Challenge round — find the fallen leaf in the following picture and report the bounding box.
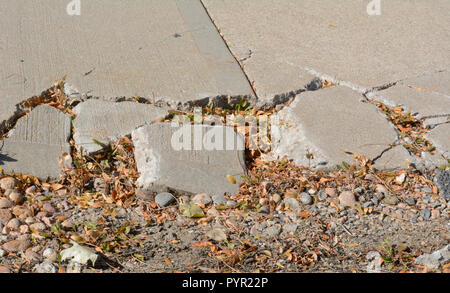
[298,210,310,218]
[181,203,205,218]
[164,256,172,265]
[206,229,227,242]
[227,175,237,184]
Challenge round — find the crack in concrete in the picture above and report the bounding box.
[199,0,258,101]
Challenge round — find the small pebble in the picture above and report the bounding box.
[271,193,281,203]
[8,191,24,204]
[0,198,13,209]
[61,220,73,230]
[283,198,300,211]
[155,193,176,207]
[383,196,399,206]
[318,191,328,201]
[324,188,337,197]
[2,239,31,252]
[431,209,440,219]
[42,203,56,214]
[33,263,57,274]
[362,202,373,208]
[405,197,416,205]
[259,205,270,214]
[0,249,6,257]
[226,200,237,207]
[43,248,58,263]
[30,222,46,232]
[375,184,388,195]
[6,218,21,230]
[24,250,41,262]
[0,265,10,273]
[0,177,18,190]
[339,191,356,207]
[19,225,29,234]
[420,209,431,221]
[212,194,227,205]
[25,186,37,195]
[300,193,313,205]
[191,193,212,205]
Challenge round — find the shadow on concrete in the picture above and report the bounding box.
[0,141,18,166]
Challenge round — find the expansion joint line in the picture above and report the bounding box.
[199,0,258,100]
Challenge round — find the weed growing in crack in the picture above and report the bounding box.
[374,102,436,157]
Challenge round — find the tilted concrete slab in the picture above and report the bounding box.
[269,86,414,170]
[203,0,450,100]
[0,105,71,179]
[0,0,254,129]
[72,99,168,154]
[370,71,450,126]
[427,124,450,159]
[132,123,246,196]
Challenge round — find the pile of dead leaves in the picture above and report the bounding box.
[375,102,436,156]
[59,136,139,208]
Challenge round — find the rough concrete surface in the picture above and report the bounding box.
[427,124,450,158]
[371,71,450,125]
[132,123,246,196]
[203,0,450,99]
[0,105,71,179]
[0,0,254,128]
[72,99,168,154]
[269,86,412,169]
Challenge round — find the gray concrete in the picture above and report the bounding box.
[132,123,246,195]
[72,99,168,154]
[203,0,450,100]
[269,86,413,170]
[0,105,71,179]
[0,0,254,129]
[370,71,450,126]
[427,124,450,158]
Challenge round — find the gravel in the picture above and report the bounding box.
[435,170,450,201]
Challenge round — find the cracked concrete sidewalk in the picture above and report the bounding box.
[0,0,449,189]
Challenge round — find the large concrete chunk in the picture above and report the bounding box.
[0,105,71,179]
[371,71,450,125]
[427,124,450,158]
[0,0,254,128]
[73,100,168,154]
[269,86,413,170]
[203,0,450,99]
[132,123,246,196]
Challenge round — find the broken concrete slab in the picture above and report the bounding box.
[370,72,450,126]
[0,105,71,179]
[0,0,254,128]
[132,123,246,196]
[399,71,450,97]
[426,124,450,158]
[269,86,410,170]
[72,99,168,154]
[203,0,450,99]
[372,146,416,171]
